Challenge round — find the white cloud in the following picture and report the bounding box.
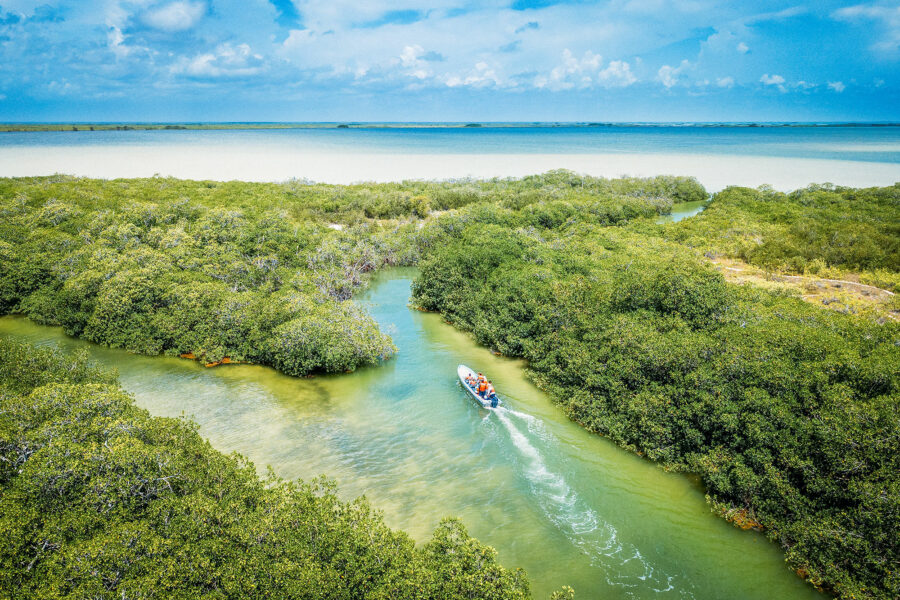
[107,26,130,59]
[398,45,443,81]
[12,0,894,111]
[745,6,807,25]
[400,45,423,68]
[283,28,315,48]
[760,73,787,93]
[760,73,784,85]
[596,60,637,87]
[549,48,602,88]
[828,80,846,93]
[445,61,501,88]
[657,59,690,88]
[173,43,265,77]
[143,1,207,32]
[536,49,636,90]
[833,4,900,53]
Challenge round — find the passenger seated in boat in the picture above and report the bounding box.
[465,373,476,387]
[486,382,496,398]
[477,379,489,398]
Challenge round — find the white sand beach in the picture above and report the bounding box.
[2,143,898,191]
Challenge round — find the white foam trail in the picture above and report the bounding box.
[493,406,695,598]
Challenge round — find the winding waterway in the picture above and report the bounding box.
[0,268,824,599]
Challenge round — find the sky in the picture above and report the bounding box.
[0,0,898,122]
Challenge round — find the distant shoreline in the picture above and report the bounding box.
[2,121,900,133]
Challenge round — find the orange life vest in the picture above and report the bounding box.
[478,381,488,392]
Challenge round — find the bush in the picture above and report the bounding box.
[413,196,900,600]
[0,339,531,599]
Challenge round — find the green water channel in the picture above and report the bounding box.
[0,269,823,600]
[656,200,709,224]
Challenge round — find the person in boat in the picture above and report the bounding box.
[486,381,498,407]
[477,378,489,398]
[469,372,484,390]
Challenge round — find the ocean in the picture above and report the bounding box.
[1,124,898,190]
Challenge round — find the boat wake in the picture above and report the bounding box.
[491,406,694,599]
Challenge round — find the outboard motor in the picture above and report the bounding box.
[490,395,499,408]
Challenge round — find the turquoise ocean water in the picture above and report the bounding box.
[1,124,899,190]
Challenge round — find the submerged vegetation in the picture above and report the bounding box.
[1,172,898,599]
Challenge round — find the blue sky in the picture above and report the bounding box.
[0,0,898,121]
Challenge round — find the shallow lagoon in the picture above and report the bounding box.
[1,125,898,190]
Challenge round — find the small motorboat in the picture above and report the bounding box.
[457,364,499,408]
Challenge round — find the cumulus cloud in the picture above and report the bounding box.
[2,0,897,119]
[445,62,502,88]
[828,80,846,93]
[107,26,130,59]
[657,60,690,88]
[143,1,207,32]
[596,60,637,87]
[399,45,432,79]
[760,73,786,91]
[400,45,423,67]
[172,43,266,78]
[535,49,636,90]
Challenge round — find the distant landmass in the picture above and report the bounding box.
[2,121,900,132]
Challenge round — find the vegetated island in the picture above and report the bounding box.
[2,121,900,132]
[0,172,897,600]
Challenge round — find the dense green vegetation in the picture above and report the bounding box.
[0,173,702,374]
[0,338,543,599]
[2,173,897,599]
[661,183,900,292]
[0,176,414,374]
[411,182,899,600]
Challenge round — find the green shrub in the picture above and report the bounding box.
[0,339,531,599]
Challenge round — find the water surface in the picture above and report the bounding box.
[657,200,708,224]
[0,270,823,599]
[1,125,898,191]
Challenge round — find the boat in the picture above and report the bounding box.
[457,364,499,408]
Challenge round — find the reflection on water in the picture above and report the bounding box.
[0,269,823,600]
[656,200,708,224]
